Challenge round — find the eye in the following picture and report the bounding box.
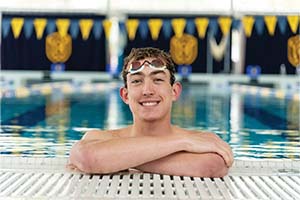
[130,79,142,84]
[154,78,164,83]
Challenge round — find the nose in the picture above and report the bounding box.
[142,79,154,96]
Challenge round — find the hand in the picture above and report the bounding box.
[182,132,234,167]
[66,163,84,173]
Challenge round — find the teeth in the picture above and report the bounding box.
[142,102,158,106]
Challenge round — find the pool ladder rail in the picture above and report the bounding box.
[0,156,299,199]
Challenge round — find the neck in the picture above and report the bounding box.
[131,118,174,136]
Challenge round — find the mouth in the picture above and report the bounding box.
[139,101,160,107]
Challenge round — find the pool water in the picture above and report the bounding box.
[1,82,299,159]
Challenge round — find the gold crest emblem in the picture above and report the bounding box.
[46,32,72,63]
[287,35,300,67]
[170,34,198,65]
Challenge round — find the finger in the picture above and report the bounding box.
[213,137,234,167]
[215,142,234,167]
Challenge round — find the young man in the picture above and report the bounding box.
[68,47,233,177]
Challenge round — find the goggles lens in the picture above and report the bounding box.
[128,59,166,74]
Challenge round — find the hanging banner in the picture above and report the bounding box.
[242,16,255,37]
[162,20,172,38]
[46,19,56,34]
[186,19,195,35]
[93,20,103,40]
[126,19,139,41]
[231,19,241,30]
[209,19,219,37]
[148,19,163,40]
[287,16,299,34]
[11,18,24,39]
[209,35,229,61]
[170,33,197,65]
[102,19,112,40]
[70,20,79,39]
[138,20,148,40]
[79,19,94,40]
[34,18,47,39]
[2,18,11,39]
[56,19,70,37]
[194,18,209,39]
[24,18,33,39]
[287,35,300,67]
[264,16,277,36]
[254,16,265,36]
[218,17,232,36]
[171,18,186,38]
[277,16,287,35]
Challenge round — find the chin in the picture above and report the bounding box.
[140,115,162,122]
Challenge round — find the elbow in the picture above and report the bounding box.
[69,140,95,173]
[194,153,229,178]
[205,154,229,178]
[69,140,118,174]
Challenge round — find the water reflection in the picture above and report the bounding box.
[0,83,299,159]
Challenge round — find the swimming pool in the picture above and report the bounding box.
[1,82,299,159]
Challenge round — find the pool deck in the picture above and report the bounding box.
[0,156,299,199]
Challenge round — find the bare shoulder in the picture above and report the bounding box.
[82,127,131,141]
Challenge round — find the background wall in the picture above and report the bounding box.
[1,0,300,14]
[0,0,299,76]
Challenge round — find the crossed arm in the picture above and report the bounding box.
[69,131,233,177]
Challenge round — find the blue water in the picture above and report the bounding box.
[1,83,299,159]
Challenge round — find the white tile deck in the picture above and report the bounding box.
[0,156,299,199]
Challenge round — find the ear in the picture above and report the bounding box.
[120,87,129,104]
[172,82,182,101]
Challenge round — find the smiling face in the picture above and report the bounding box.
[120,57,182,123]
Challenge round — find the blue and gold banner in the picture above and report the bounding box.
[24,18,33,39]
[218,17,232,36]
[2,15,300,41]
[126,19,139,41]
[34,18,47,39]
[56,18,70,37]
[186,19,195,35]
[148,19,163,40]
[277,16,287,35]
[231,19,241,30]
[70,20,79,38]
[102,19,112,40]
[93,20,103,40]
[171,18,186,38]
[242,16,255,37]
[254,16,264,36]
[46,19,56,35]
[194,18,209,39]
[118,21,126,35]
[264,16,277,36]
[209,19,219,36]
[287,15,299,34]
[79,19,93,40]
[11,18,24,39]
[2,18,11,38]
[162,20,172,38]
[139,20,149,40]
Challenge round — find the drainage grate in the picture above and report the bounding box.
[0,157,300,199]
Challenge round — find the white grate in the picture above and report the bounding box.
[0,156,300,199]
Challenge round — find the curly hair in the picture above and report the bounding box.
[121,47,176,87]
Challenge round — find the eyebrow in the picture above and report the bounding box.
[149,70,167,76]
[128,70,167,78]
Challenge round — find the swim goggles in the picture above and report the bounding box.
[127,59,167,74]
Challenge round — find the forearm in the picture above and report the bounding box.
[135,152,229,178]
[69,134,186,174]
